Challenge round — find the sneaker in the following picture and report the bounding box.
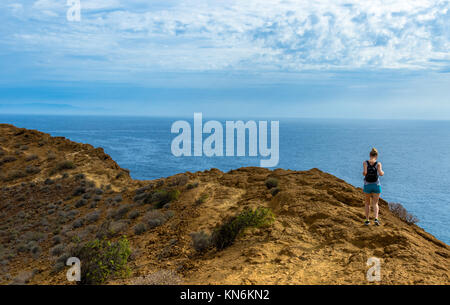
[364,220,370,226]
[374,219,380,226]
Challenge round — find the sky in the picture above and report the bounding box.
[0,0,449,119]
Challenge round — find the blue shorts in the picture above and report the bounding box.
[363,184,381,194]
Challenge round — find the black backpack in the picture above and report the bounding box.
[365,161,378,183]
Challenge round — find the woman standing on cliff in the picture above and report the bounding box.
[363,148,384,226]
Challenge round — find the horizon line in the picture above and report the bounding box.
[0,112,449,122]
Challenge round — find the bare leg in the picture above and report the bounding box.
[364,193,371,220]
[372,193,380,219]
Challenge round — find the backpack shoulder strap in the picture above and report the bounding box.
[367,160,377,169]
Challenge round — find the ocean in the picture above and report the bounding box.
[1,114,448,244]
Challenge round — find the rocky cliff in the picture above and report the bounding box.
[0,124,448,285]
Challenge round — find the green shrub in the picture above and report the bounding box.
[168,189,180,201]
[134,188,180,207]
[59,160,76,169]
[186,182,199,190]
[211,207,275,250]
[152,189,180,208]
[50,160,76,175]
[265,178,279,189]
[271,187,280,196]
[195,193,209,205]
[70,236,131,284]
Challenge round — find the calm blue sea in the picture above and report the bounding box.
[1,115,448,244]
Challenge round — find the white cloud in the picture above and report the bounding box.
[81,0,122,10]
[2,0,449,73]
[32,0,63,10]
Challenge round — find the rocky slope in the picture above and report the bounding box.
[0,123,448,285]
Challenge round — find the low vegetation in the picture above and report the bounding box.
[69,236,131,284]
[85,211,100,224]
[133,223,146,235]
[190,231,211,252]
[25,165,41,175]
[73,186,86,197]
[50,244,65,257]
[108,205,130,220]
[152,190,180,208]
[133,188,180,208]
[0,155,17,164]
[1,169,26,181]
[388,202,419,225]
[50,160,76,175]
[143,210,175,229]
[168,174,188,187]
[265,178,279,189]
[195,193,209,205]
[271,187,280,196]
[186,182,199,190]
[47,152,56,161]
[25,154,38,161]
[75,199,87,208]
[191,207,275,252]
[107,221,129,237]
[2,123,447,285]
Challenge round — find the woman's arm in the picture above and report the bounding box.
[377,162,384,176]
[363,161,367,176]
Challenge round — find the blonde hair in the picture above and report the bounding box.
[369,147,378,157]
